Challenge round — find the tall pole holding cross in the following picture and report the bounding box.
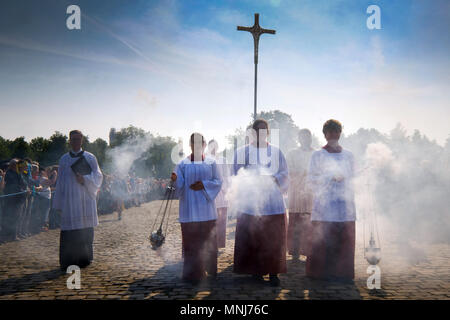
[237,13,276,120]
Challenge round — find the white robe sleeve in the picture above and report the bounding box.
[224,163,231,191]
[202,161,223,202]
[174,162,185,198]
[83,154,103,200]
[273,149,289,194]
[346,151,356,193]
[307,151,334,195]
[307,151,321,194]
[219,161,231,193]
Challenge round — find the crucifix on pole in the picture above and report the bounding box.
[237,13,276,120]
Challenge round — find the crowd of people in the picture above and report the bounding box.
[97,174,169,218]
[0,156,169,243]
[0,159,58,243]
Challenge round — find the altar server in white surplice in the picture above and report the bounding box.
[286,129,315,260]
[172,132,222,284]
[52,130,103,271]
[206,139,230,249]
[232,119,289,287]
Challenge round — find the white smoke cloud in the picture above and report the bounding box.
[227,166,282,218]
[351,139,450,265]
[106,134,154,177]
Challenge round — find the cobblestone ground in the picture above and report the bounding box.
[0,200,448,300]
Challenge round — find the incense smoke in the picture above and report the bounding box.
[106,133,154,177]
[346,134,450,266]
[224,126,449,267]
[354,141,449,244]
[227,166,283,218]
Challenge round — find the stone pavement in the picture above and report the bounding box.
[0,200,448,300]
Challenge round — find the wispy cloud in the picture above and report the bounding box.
[0,0,448,146]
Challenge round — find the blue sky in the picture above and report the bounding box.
[0,0,449,149]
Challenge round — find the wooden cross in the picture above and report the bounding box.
[237,13,276,120]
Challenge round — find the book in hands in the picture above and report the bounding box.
[71,156,92,176]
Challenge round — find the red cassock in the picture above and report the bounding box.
[181,220,218,281]
[287,212,312,257]
[233,213,287,275]
[305,221,355,280]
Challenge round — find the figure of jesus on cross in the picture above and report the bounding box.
[237,13,276,120]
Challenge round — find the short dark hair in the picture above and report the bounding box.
[190,132,205,145]
[299,128,312,138]
[69,130,83,139]
[252,119,269,131]
[322,119,342,135]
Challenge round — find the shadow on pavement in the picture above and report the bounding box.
[276,258,363,300]
[126,262,283,300]
[0,268,63,296]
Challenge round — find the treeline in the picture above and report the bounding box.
[341,124,450,244]
[0,126,176,179]
[226,111,450,244]
[2,110,448,244]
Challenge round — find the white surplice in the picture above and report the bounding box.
[307,148,356,222]
[286,147,315,213]
[231,143,289,216]
[210,155,230,209]
[174,156,222,223]
[52,149,103,230]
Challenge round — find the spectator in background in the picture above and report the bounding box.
[23,163,39,236]
[37,167,52,231]
[0,169,5,239]
[1,159,28,242]
[47,166,59,229]
[111,175,127,220]
[0,169,5,191]
[17,160,36,239]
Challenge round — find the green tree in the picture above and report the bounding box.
[10,137,32,159]
[85,138,108,167]
[0,136,12,161]
[109,125,147,148]
[46,131,69,165]
[225,110,300,154]
[29,137,50,165]
[340,128,387,157]
[106,126,178,178]
[254,110,300,153]
[143,136,177,178]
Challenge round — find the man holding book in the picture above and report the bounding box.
[52,130,103,271]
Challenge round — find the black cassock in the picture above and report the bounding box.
[59,227,94,270]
